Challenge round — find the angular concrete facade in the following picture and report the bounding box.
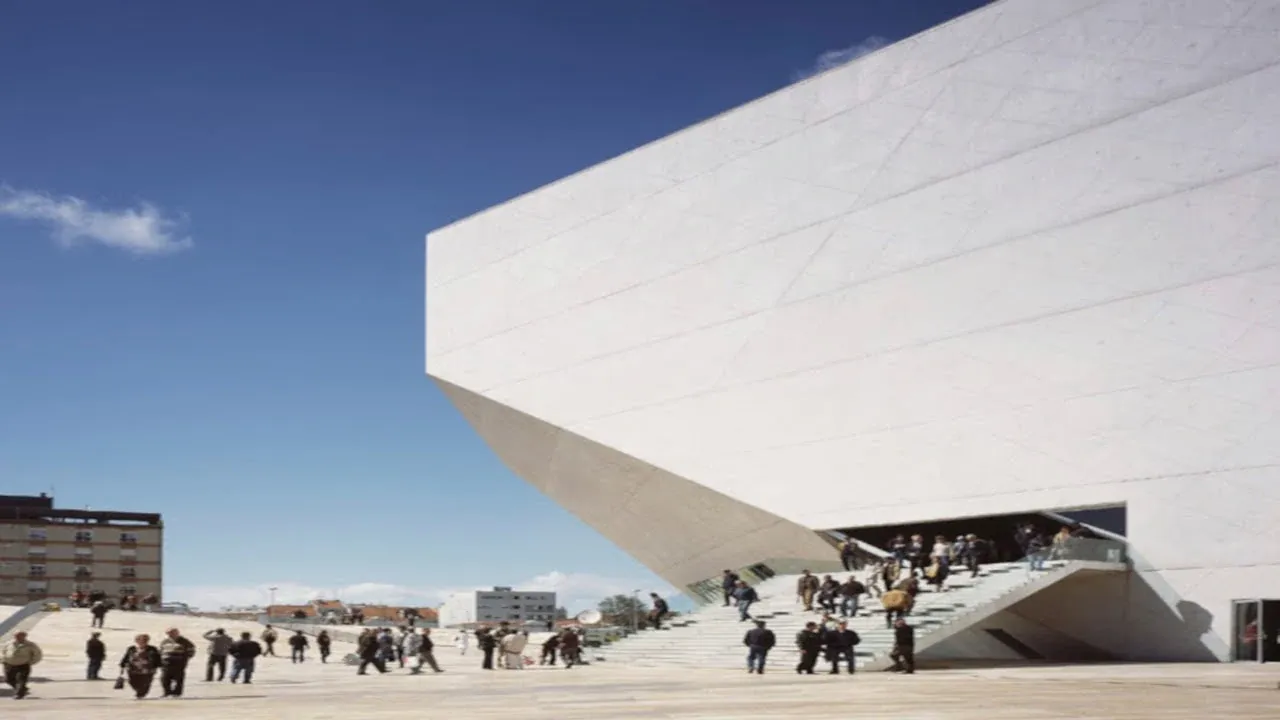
[427,0,1280,660]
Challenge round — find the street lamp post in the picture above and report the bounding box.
[268,586,278,611]
[632,589,640,632]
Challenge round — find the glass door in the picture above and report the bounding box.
[1261,600,1280,664]
[1232,600,1260,662]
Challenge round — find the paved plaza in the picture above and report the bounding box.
[7,608,1278,718]
[9,655,1279,719]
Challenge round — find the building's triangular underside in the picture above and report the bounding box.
[433,378,836,590]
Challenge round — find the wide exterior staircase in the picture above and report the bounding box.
[597,554,1125,670]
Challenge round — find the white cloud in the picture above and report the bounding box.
[795,36,890,80]
[0,186,191,255]
[169,571,675,613]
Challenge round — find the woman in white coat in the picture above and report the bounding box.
[455,630,469,655]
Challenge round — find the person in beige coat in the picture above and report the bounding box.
[1,631,43,700]
[500,630,528,669]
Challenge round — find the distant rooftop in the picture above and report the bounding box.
[0,493,162,526]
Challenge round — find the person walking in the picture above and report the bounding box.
[1,631,42,700]
[356,630,387,675]
[316,631,332,663]
[743,620,775,674]
[794,622,823,675]
[201,628,232,682]
[158,627,195,698]
[889,618,915,674]
[260,626,278,657]
[118,634,163,699]
[288,631,309,663]
[90,600,109,629]
[733,581,759,622]
[228,632,262,684]
[419,628,444,673]
[86,632,107,680]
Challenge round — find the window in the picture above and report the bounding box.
[73,583,92,592]
[120,585,137,595]
[120,567,137,579]
[27,529,47,541]
[26,581,47,594]
[119,548,137,563]
[74,530,94,543]
[120,532,138,544]
[28,564,46,577]
[74,546,93,557]
[74,565,92,578]
[26,546,46,556]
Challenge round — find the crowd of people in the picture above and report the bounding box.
[67,589,160,613]
[0,525,1101,700]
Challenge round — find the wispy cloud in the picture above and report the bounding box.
[170,570,676,613]
[794,36,890,81]
[0,186,191,255]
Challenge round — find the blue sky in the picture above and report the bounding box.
[0,0,985,610]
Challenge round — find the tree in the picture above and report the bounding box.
[598,594,648,627]
[555,607,569,621]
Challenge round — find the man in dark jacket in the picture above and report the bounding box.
[558,629,580,669]
[288,631,309,663]
[838,577,866,618]
[85,632,106,680]
[540,633,560,665]
[357,630,387,675]
[825,621,860,674]
[794,622,823,674]
[742,620,775,674]
[418,628,444,673]
[228,632,262,684]
[476,628,497,670]
[889,618,915,674]
[316,631,332,663]
[721,569,740,606]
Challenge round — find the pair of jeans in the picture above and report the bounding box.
[291,648,305,663]
[738,600,753,621]
[230,658,255,683]
[840,596,859,617]
[746,647,768,672]
[358,657,387,674]
[87,658,103,680]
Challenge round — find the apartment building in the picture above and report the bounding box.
[437,586,557,627]
[0,494,162,605]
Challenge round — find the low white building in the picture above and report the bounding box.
[437,586,557,628]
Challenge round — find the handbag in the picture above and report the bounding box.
[113,674,126,690]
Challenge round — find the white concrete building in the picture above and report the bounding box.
[437,588,557,628]
[427,0,1280,663]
